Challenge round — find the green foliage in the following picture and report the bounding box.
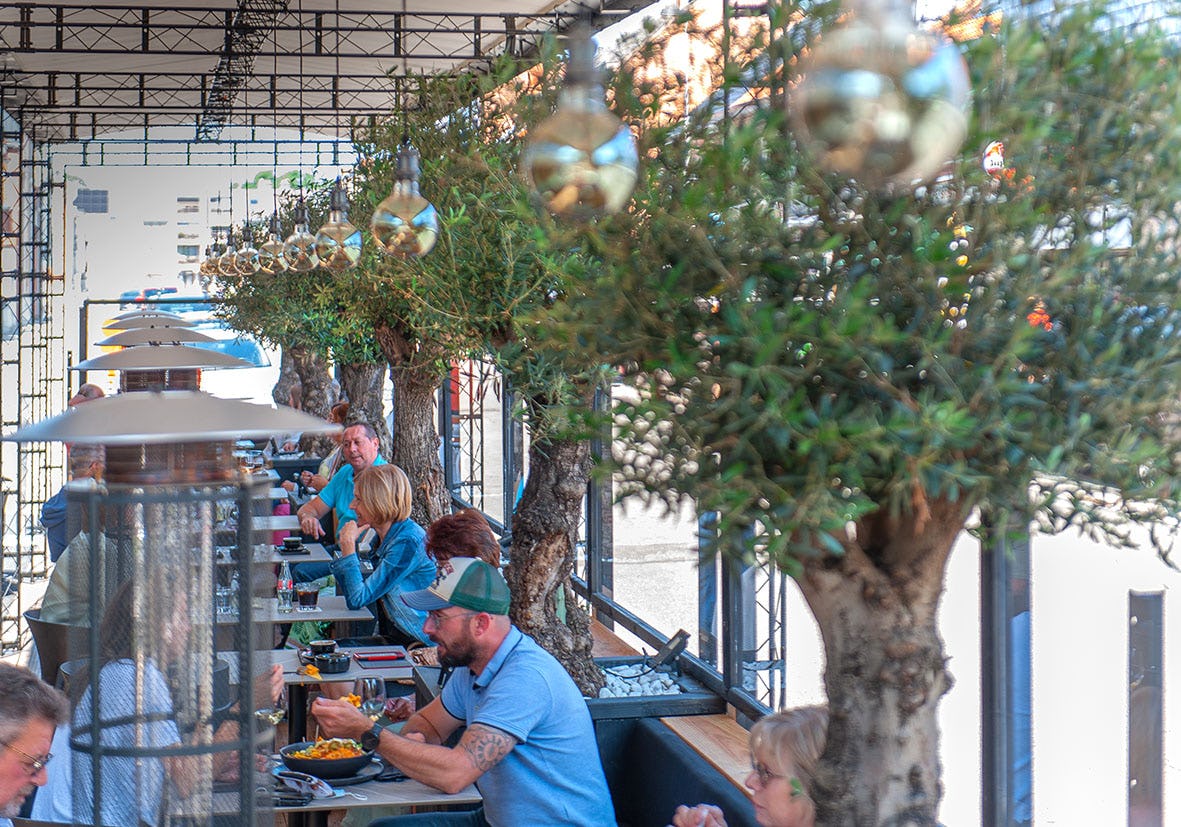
[543,2,1181,567]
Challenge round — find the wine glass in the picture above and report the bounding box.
[255,685,287,727]
[355,677,386,723]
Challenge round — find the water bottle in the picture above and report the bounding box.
[276,560,294,613]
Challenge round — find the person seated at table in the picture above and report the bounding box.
[671,705,828,827]
[282,401,350,498]
[332,464,435,647]
[0,664,68,826]
[426,508,502,571]
[39,443,104,563]
[47,578,282,827]
[40,500,137,625]
[312,558,616,826]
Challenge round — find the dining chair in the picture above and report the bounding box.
[22,608,88,687]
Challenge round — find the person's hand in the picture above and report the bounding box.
[311,696,371,740]
[281,440,299,452]
[670,804,727,827]
[265,664,284,704]
[383,697,415,722]
[281,480,296,493]
[304,472,329,492]
[337,520,369,557]
[298,510,325,539]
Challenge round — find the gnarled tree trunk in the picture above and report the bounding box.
[798,494,968,826]
[290,346,333,456]
[272,348,300,407]
[374,323,450,528]
[506,436,604,697]
[339,361,392,457]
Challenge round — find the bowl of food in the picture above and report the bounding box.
[280,739,374,779]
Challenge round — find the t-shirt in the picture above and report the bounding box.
[29,725,71,822]
[317,455,387,527]
[440,627,616,827]
[73,659,180,827]
[40,531,135,626]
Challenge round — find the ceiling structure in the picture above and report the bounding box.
[0,0,654,146]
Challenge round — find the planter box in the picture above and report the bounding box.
[587,656,725,721]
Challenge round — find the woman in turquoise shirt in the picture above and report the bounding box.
[331,464,435,645]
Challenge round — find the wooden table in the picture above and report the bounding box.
[253,513,300,533]
[215,542,333,567]
[267,646,413,740]
[251,595,373,626]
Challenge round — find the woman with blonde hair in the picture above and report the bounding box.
[332,464,436,645]
[671,705,828,827]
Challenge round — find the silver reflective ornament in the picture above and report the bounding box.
[258,215,289,275]
[282,200,320,272]
[370,141,439,259]
[521,26,638,219]
[314,178,363,272]
[790,8,970,190]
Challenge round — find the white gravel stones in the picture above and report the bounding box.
[597,664,683,698]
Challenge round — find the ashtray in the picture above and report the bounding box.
[313,652,351,674]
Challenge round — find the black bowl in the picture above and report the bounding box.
[314,652,350,674]
[280,740,374,779]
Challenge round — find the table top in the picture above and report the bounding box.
[200,773,480,816]
[255,513,301,532]
[215,542,333,567]
[249,595,373,626]
[266,646,414,685]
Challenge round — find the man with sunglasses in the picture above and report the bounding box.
[0,664,68,825]
[312,557,615,826]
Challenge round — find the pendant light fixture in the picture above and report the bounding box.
[370,136,439,258]
[522,23,638,220]
[282,198,319,271]
[258,214,288,275]
[258,16,288,277]
[235,185,261,276]
[370,2,438,259]
[314,177,362,272]
[217,228,239,276]
[282,0,319,272]
[789,0,970,190]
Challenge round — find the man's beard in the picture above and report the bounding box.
[1,785,32,817]
[434,635,476,669]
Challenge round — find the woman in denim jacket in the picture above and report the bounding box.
[332,464,435,645]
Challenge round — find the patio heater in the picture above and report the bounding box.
[89,324,225,393]
[7,391,338,825]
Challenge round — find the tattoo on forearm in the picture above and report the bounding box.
[459,724,516,773]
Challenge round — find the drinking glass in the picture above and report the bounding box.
[255,685,287,727]
[295,582,320,611]
[354,677,386,723]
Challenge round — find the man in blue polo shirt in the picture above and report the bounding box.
[296,421,386,539]
[312,558,616,826]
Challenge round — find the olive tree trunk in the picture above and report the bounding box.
[290,345,333,456]
[272,348,300,407]
[374,323,450,528]
[339,361,392,458]
[506,436,604,697]
[797,495,968,826]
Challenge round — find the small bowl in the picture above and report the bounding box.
[280,740,373,779]
[308,639,337,656]
[282,536,303,551]
[314,652,351,674]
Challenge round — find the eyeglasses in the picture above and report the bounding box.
[426,609,478,625]
[750,761,805,798]
[5,742,52,777]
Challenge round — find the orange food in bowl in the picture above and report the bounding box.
[289,738,365,760]
[345,693,361,707]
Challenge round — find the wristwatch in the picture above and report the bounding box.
[360,722,384,751]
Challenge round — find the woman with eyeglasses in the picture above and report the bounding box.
[671,705,828,827]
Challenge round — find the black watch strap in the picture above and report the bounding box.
[360,722,383,751]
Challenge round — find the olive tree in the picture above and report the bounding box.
[542,3,1181,823]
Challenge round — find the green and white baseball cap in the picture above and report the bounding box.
[402,557,511,615]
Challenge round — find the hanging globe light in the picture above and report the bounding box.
[282,199,320,272]
[199,245,217,278]
[258,214,288,275]
[521,25,638,220]
[314,178,363,272]
[789,1,970,191]
[235,224,262,276]
[370,140,439,258]
[216,230,239,276]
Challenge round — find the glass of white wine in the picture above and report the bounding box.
[355,677,386,723]
[254,685,287,727]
